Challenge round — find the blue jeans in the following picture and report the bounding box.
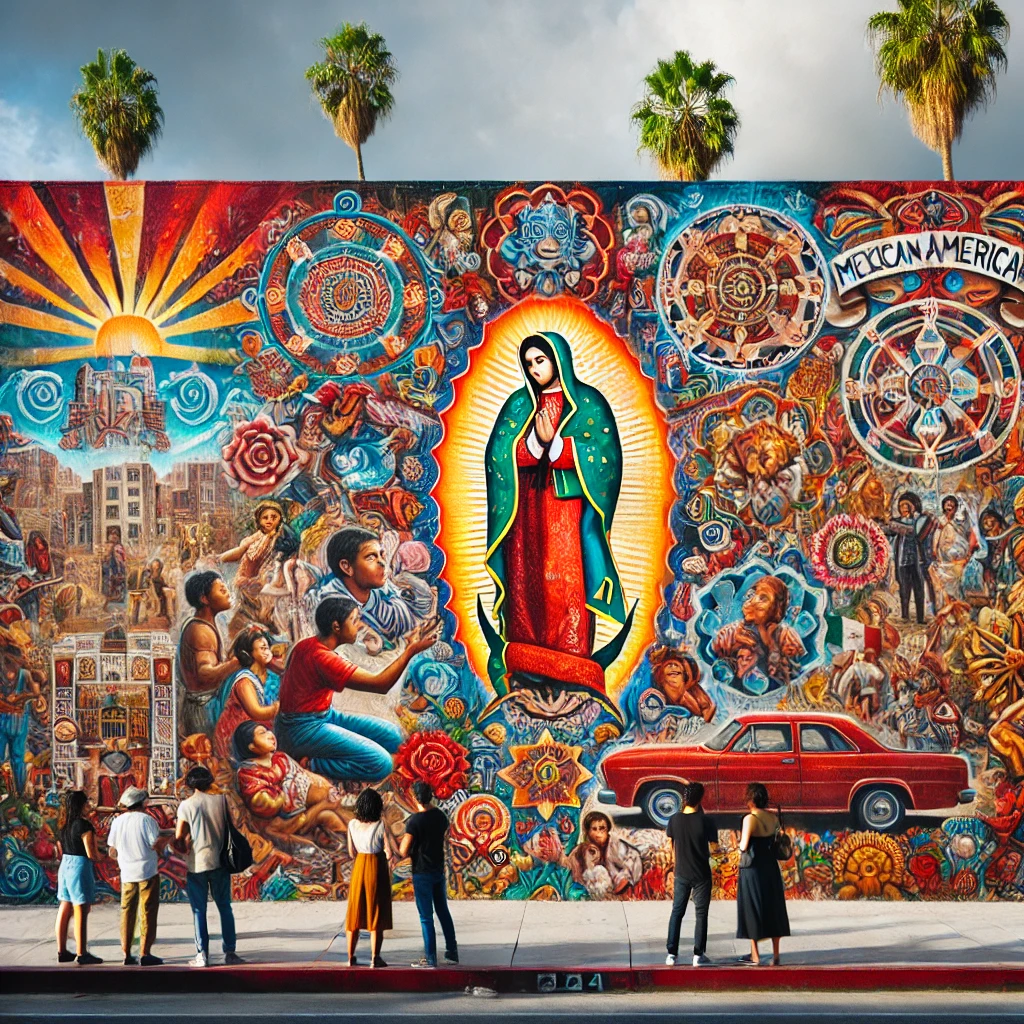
[412,871,457,964]
[275,709,403,782]
[185,867,236,956]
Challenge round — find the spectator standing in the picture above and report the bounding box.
[345,787,394,968]
[665,782,717,967]
[175,766,244,967]
[736,782,790,966]
[107,786,163,965]
[399,781,458,968]
[54,789,102,965]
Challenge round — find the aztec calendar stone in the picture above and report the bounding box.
[656,205,829,373]
[841,297,1021,474]
[258,190,442,377]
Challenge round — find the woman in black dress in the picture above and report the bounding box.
[736,782,790,965]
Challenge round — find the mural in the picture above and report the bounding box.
[1,179,1024,908]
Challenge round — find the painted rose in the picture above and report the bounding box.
[907,851,944,894]
[221,415,305,498]
[393,730,470,800]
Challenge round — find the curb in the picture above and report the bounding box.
[2,964,1022,994]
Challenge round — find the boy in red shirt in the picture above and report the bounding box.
[276,595,438,782]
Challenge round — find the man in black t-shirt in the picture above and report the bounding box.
[399,781,458,967]
[665,782,718,967]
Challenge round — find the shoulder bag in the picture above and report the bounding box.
[771,805,794,861]
[220,795,253,874]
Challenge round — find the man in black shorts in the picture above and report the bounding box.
[665,782,718,966]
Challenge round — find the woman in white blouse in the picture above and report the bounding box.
[345,787,395,967]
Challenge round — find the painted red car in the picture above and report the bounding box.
[597,712,974,831]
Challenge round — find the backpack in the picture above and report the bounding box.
[219,796,253,874]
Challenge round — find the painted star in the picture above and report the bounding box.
[497,728,593,821]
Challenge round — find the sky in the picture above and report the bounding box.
[0,0,1023,182]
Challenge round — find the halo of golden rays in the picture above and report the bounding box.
[435,296,675,697]
[0,182,260,366]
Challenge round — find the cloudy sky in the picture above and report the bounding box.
[1,0,1022,182]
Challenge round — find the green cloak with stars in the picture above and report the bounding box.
[478,330,633,690]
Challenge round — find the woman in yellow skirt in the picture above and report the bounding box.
[346,787,394,967]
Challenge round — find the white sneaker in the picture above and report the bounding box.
[693,954,713,967]
[188,953,208,968]
[665,954,677,966]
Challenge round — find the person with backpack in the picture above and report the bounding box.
[107,786,162,966]
[175,766,244,967]
[664,782,717,967]
[399,781,458,968]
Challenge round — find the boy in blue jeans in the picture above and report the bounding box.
[399,781,458,967]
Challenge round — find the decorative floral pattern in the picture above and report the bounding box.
[393,730,470,800]
[497,728,593,821]
[809,513,890,591]
[221,415,305,497]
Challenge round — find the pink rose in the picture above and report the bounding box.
[221,415,305,498]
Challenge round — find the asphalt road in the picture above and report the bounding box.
[2,991,1021,1023]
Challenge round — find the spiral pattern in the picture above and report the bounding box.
[0,847,47,902]
[168,368,218,426]
[16,371,64,424]
[334,190,362,214]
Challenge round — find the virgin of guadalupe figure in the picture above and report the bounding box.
[480,332,633,697]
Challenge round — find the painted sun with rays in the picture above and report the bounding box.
[0,181,300,367]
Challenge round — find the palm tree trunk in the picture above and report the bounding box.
[941,140,954,182]
[355,141,365,182]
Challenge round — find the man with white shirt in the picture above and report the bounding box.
[175,766,242,968]
[107,786,162,966]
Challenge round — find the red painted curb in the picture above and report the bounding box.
[1,963,1021,994]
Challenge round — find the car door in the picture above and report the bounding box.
[716,722,802,811]
[797,722,860,811]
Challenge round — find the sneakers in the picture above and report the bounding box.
[223,952,246,965]
[665,954,677,966]
[123,954,138,966]
[57,951,75,964]
[693,954,713,967]
[188,953,209,968]
[443,951,459,965]
[410,957,437,968]
[76,952,103,966]
[140,954,163,966]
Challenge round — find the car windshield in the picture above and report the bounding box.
[702,720,743,751]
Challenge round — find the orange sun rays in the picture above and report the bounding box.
[435,296,675,697]
[0,182,259,366]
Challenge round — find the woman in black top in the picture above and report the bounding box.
[736,782,790,966]
[54,790,102,965]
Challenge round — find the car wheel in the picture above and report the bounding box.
[854,786,906,832]
[640,783,687,828]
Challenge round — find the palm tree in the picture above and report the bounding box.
[631,50,740,182]
[70,48,163,180]
[868,0,1010,180]
[306,22,398,181]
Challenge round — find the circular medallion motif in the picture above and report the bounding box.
[809,514,890,591]
[841,299,1021,473]
[258,191,442,377]
[657,205,828,373]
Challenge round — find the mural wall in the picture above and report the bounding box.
[2,179,1024,906]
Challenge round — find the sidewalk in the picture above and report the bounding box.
[2,900,1022,992]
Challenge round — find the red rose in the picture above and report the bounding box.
[908,852,942,893]
[393,730,470,800]
[221,415,305,498]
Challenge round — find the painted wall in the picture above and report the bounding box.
[0,180,1022,906]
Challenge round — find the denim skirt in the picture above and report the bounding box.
[57,854,96,906]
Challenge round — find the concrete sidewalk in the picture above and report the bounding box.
[1,900,1021,970]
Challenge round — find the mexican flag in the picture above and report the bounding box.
[825,615,882,652]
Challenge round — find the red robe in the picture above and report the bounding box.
[504,390,594,657]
